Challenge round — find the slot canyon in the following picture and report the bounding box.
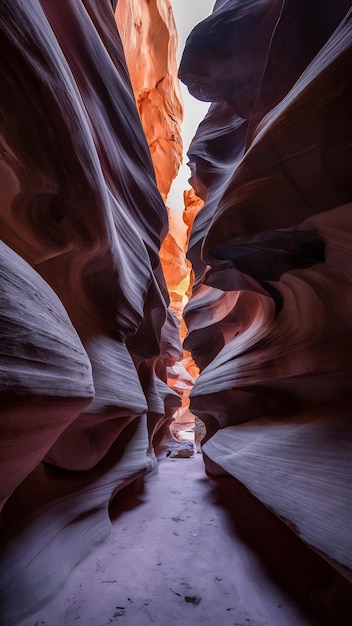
[0,0,352,624]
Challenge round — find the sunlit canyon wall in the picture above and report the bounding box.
[0,0,183,622]
[115,0,195,426]
[116,0,203,428]
[180,0,352,607]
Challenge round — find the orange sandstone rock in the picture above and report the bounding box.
[116,0,199,425]
[183,187,204,242]
[115,0,183,201]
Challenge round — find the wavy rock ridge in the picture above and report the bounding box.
[0,0,182,622]
[180,0,352,597]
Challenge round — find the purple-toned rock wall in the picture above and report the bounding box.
[180,0,352,585]
[0,1,181,622]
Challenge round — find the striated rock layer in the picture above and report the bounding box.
[115,0,183,202]
[0,0,181,622]
[180,0,352,600]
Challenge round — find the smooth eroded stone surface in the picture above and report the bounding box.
[180,0,352,582]
[0,416,152,626]
[115,0,183,201]
[179,0,283,117]
[0,0,181,621]
[203,416,352,578]
[0,242,94,508]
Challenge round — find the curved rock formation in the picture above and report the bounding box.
[0,242,94,509]
[0,0,181,622]
[115,0,183,202]
[116,0,196,435]
[180,0,352,596]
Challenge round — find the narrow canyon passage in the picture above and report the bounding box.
[16,455,318,626]
[1,1,352,624]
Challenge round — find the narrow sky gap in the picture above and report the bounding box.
[166,0,214,215]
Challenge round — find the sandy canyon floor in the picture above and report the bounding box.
[17,452,319,626]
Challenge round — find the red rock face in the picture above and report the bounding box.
[180,0,352,583]
[0,0,181,621]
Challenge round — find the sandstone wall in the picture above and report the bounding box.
[0,1,181,621]
[115,0,183,202]
[180,0,352,584]
[116,0,198,427]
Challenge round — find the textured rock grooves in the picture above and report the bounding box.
[115,0,199,430]
[179,0,352,619]
[0,1,352,625]
[0,1,182,622]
